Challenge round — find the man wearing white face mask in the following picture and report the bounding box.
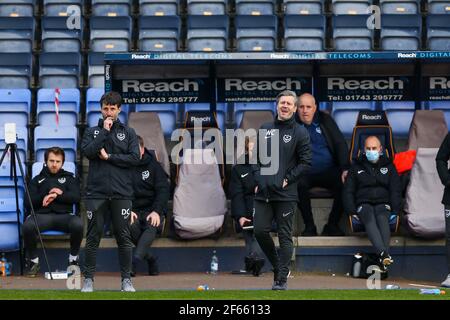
[343,136,401,271]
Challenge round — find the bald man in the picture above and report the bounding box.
[295,93,350,236]
[343,136,401,271]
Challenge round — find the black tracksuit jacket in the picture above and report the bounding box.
[229,154,257,220]
[437,133,450,205]
[131,149,170,216]
[253,115,312,202]
[28,166,80,214]
[343,154,402,215]
[81,118,140,200]
[295,110,350,171]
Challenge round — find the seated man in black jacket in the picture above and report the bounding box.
[343,136,401,271]
[296,93,350,236]
[229,137,265,276]
[129,136,169,276]
[24,147,82,277]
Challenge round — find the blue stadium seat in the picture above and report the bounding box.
[187,15,229,52]
[0,89,30,128]
[0,126,28,162]
[0,198,24,225]
[284,14,325,51]
[0,0,34,17]
[184,103,226,131]
[86,88,129,127]
[427,14,450,51]
[139,0,179,16]
[381,101,415,137]
[0,52,32,88]
[427,0,450,13]
[34,126,78,162]
[187,0,226,15]
[331,101,377,137]
[381,14,422,50]
[37,88,80,126]
[39,52,81,88]
[235,15,278,52]
[332,15,374,51]
[380,0,420,14]
[138,16,181,52]
[0,158,26,203]
[423,101,450,129]
[135,103,179,136]
[0,17,34,53]
[43,0,83,17]
[91,0,132,16]
[90,16,132,52]
[41,16,83,52]
[233,102,276,127]
[88,52,104,88]
[0,222,21,251]
[332,0,372,14]
[236,0,276,15]
[283,0,325,14]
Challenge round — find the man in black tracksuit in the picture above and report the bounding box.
[24,147,82,276]
[130,136,169,277]
[229,137,265,276]
[81,91,140,292]
[295,93,350,236]
[436,132,450,287]
[343,136,401,271]
[253,90,312,290]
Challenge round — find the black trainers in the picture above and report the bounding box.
[26,260,40,277]
[380,251,394,268]
[321,224,345,236]
[244,255,255,273]
[301,224,318,236]
[147,256,159,276]
[252,258,265,277]
[272,280,287,290]
[130,260,137,278]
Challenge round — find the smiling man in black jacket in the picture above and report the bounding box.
[129,136,169,277]
[343,136,401,271]
[24,147,82,277]
[253,90,312,290]
[81,91,140,292]
[295,93,350,236]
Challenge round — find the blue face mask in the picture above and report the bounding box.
[365,150,380,163]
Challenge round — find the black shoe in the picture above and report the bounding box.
[252,258,265,277]
[130,260,137,278]
[272,280,287,290]
[26,260,40,277]
[301,224,318,236]
[244,255,255,273]
[147,256,159,276]
[379,251,394,268]
[321,224,345,236]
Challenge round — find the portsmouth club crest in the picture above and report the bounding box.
[380,167,388,175]
[117,132,126,141]
[283,134,292,144]
[142,170,150,181]
[58,177,66,184]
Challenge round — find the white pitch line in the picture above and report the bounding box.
[408,283,439,288]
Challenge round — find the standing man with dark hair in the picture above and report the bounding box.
[253,90,312,290]
[436,132,450,287]
[295,93,349,236]
[129,136,169,277]
[24,147,82,276]
[81,91,140,292]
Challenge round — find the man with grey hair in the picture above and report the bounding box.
[253,90,312,290]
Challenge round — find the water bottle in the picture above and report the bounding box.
[5,260,12,276]
[0,254,6,277]
[385,284,400,290]
[210,250,218,275]
[420,289,445,295]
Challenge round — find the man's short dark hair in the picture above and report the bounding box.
[100,91,122,108]
[44,147,65,164]
[137,135,144,148]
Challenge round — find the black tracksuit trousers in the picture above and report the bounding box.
[23,213,83,260]
[84,199,134,279]
[445,205,450,272]
[129,210,162,262]
[254,200,296,282]
[357,203,391,255]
